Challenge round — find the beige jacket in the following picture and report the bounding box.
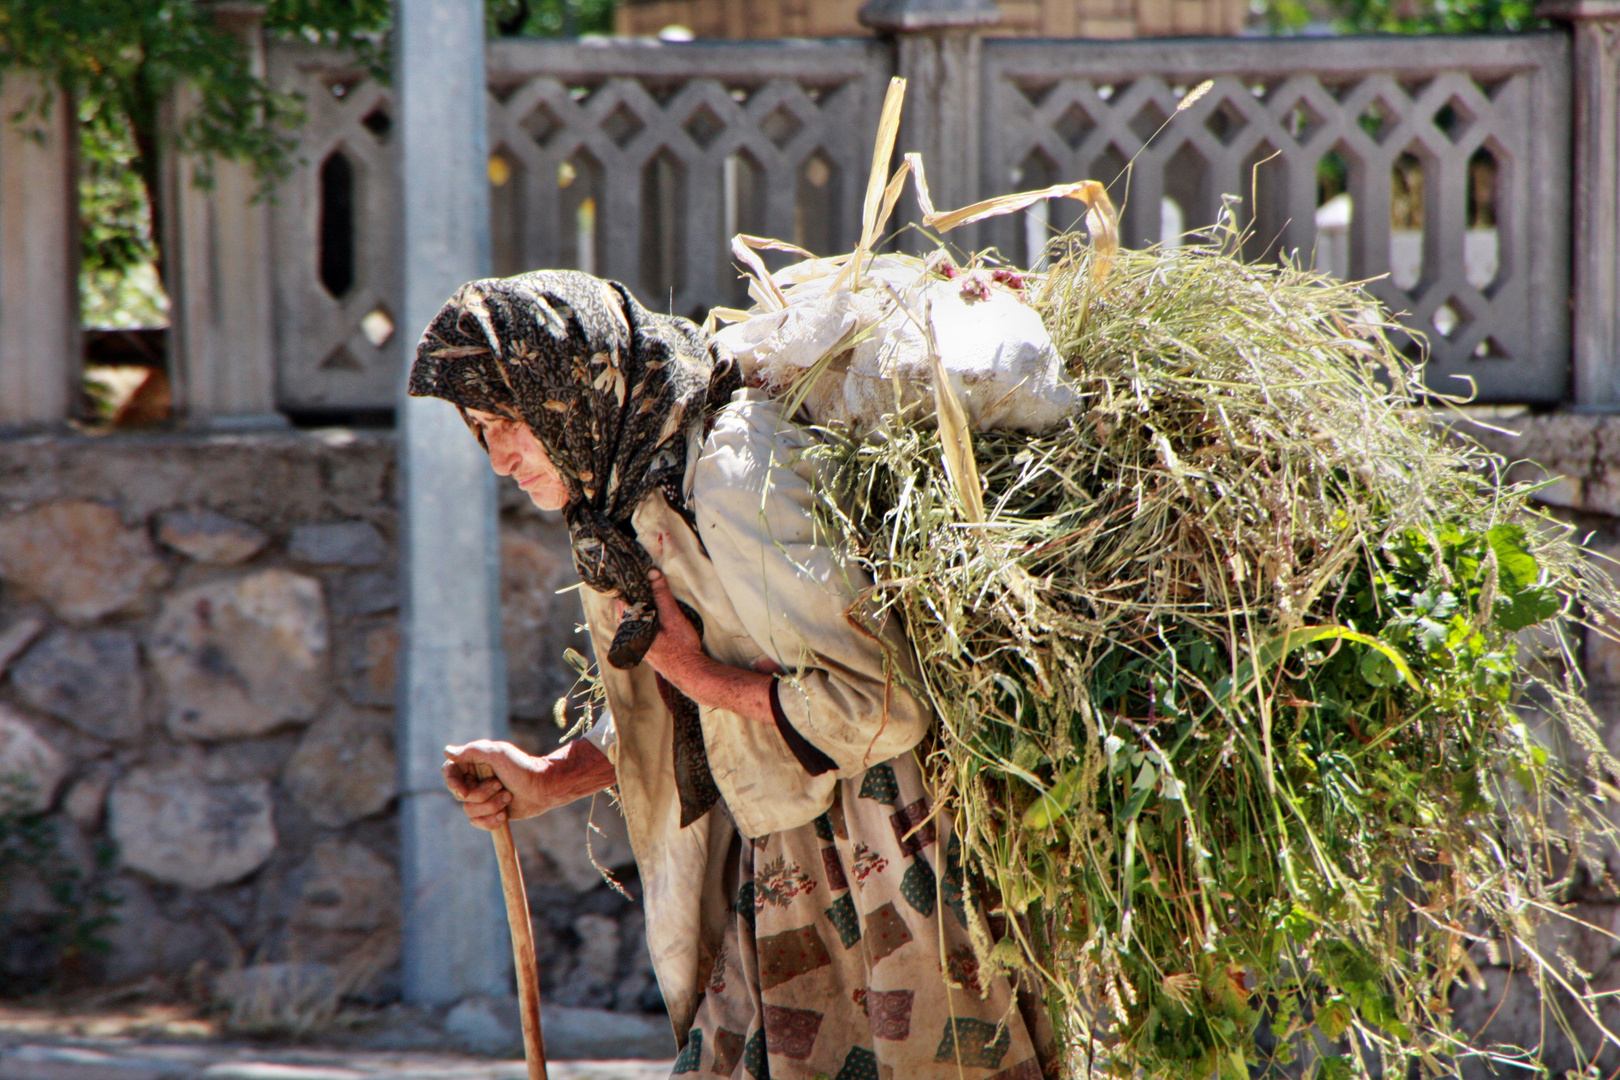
[578,389,929,1034]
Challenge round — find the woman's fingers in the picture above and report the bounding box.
[463,790,513,831]
[442,758,514,831]
[444,739,512,779]
[647,568,682,621]
[442,758,473,800]
[443,740,523,803]
[464,806,507,831]
[443,763,506,804]
[643,569,705,662]
[620,568,677,629]
[441,739,554,827]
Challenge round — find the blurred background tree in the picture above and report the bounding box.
[488,0,616,36]
[0,0,612,330]
[1261,0,1543,35]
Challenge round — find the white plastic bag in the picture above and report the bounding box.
[715,253,1080,435]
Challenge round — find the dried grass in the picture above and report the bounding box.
[801,215,1620,1079]
[700,76,1620,1079]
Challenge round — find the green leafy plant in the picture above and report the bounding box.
[0,776,120,994]
[1262,0,1544,36]
[1,0,614,327]
[0,1,321,290]
[486,0,617,37]
[79,91,167,328]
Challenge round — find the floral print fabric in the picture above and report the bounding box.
[673,753,1050,1080]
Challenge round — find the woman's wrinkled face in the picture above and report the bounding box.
[466,408,570,511]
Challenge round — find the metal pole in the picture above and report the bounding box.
[395,0,510,1005]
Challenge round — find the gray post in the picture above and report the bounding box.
[1542,0,1620,408]
[395,0,509,1005]
[163,1,284,428]
[860,0,999,254]
[0,70,80,429]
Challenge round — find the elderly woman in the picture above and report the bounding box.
[415,271,1050,1080]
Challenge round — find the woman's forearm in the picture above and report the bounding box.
[637,568,776,724]
[532,735,618,812]
[655,651,775,725]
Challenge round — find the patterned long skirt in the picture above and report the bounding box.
[672,752,1052,1079]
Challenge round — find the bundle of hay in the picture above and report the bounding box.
[714,80,1620,1079]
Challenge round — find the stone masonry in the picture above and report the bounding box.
[8,414,1620,1062]
[0,428,656,1022]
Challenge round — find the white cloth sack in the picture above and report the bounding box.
[715,254,1080,434]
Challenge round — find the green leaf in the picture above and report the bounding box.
[1220,626,1420,706]
[1281,903,1319,938]
[1495,586,1560,631]
[1316,998,1351,1040]
[1022,764,1087,829]
[1122,783,1155,821]
[1417,617,1449,652]
[1413,588,1457,618]
[1486,524,1541,590]
[1359,648,1398,687]
[1313,1055,1354,1080]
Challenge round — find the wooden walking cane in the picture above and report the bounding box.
[472,762,548,1080]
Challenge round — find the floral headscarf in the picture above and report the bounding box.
[409,271,742,826]
[409,270,741,669]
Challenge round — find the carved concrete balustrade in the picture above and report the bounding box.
[979,35,1573,401]
[1,6,1615,423]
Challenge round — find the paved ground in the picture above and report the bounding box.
[0,1044,671,1080]
[0,1006,671,1080]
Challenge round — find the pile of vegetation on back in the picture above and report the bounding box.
[810,220,1620,1080]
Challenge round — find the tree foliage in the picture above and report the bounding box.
[488,0,617,37]
[0,0,612,310]
[1265,0,1544,34]
[1,4,309,276]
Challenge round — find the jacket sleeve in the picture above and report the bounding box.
[690,394,931,778]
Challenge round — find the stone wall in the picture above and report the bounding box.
[0,429,658,1023]
[9,413,1620,1061]
[1437,413,1620,1075]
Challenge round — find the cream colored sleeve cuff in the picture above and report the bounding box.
[582,707,618,763]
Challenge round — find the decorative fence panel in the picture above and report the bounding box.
[484,39,890,317]
[267,38,887,412]
[268,45,403,414]
[979,35,1573,402]
[261,32,1577,412]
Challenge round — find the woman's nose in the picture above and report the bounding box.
[486,431,519,476]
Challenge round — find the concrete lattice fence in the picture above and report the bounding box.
[256,25,1611,413]
[5,7,1619,428]
[978,34,1573,400]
